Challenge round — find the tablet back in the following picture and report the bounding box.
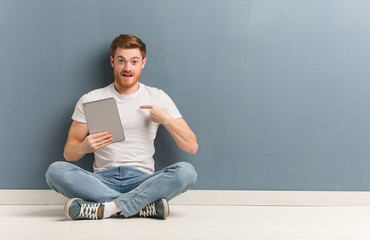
[82,97,125,143]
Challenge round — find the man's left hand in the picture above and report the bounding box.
[139,105,173,125]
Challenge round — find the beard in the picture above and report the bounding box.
[113,70,141,89]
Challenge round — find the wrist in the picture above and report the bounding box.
[79,141,90,154]
[163,116,175,127]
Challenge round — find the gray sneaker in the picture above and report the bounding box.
[138,198,169,219]
[64,198,104,220]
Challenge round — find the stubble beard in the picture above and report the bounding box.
[114,70,141,90]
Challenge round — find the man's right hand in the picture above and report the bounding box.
[64,121,113,161]
[81,132,113,153]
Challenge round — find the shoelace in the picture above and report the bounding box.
[79,203,101,220]
[139,203,156,217]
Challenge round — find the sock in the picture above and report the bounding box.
[103,201,122,219]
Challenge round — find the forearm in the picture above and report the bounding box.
[63,142,86,162]
[139,105,198,154]
[163,118,198,154]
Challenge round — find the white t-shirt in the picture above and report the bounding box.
[71,83,182,174]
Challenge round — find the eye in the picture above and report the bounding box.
[132,60,138,65]
[118,59,126,64]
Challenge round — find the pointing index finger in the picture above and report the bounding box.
[140,105,153,109]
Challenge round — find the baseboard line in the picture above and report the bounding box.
[1,190,370,206]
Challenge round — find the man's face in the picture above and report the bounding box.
[110,48,146,91]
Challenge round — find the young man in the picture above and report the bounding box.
[45,34,198,220]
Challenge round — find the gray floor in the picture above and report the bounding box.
[2,204,370,239]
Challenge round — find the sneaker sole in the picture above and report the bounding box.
[161,198,169,219]
[64,198,82,220]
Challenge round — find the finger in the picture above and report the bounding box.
[89,132,111,143]
[94,133,112,143]
[93,136,112,149]
[90,131,111,138]
[98,137,112,147]
[98,141,111,149]
[92,141,110,151]
[140,105,153,109]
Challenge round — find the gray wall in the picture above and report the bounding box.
[1,0,370,190]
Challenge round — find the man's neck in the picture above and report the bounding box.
[113,82,140,95]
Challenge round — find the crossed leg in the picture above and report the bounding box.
[45,161,197,217]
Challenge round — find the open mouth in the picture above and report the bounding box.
[122,73,134,79]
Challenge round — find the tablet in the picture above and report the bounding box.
[82,97,125,143]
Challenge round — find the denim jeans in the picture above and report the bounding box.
[45,161,197,217]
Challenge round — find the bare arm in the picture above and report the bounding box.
[63,120,113,161]
[163,117,198,154]
[140,105,198,154]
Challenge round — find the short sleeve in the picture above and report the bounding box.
[71,95,87,123]
[160,90,182,119]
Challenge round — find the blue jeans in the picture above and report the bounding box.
[45,161,197,217]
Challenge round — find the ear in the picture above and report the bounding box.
[142,57,147,70]
[110,56,115,68]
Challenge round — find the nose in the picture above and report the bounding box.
[122,62,131,71]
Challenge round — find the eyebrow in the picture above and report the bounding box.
[116,55,141,60]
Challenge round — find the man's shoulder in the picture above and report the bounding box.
[80,84,113,102]
[140,83,166,97]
